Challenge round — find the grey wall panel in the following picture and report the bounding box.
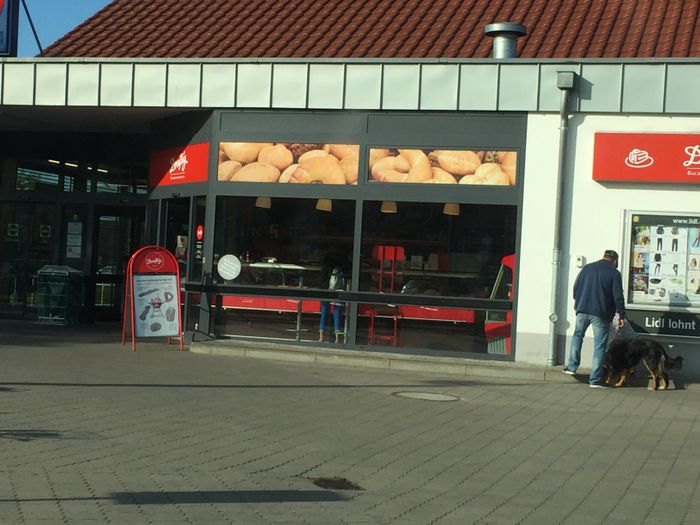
[538,64,580,111]
[579,64,622,112]
[272,64,307,108]
[622,64,665,113]
[345,64,381,110]
[100,64,133,106]
[133,63,166,107]
[308,64,344,109]
[366,113,527,149]
[201,64,236,107]
[236,63,271,108]
[459,64,498,110]
[218,111,366,142]
[36,63,66,106]
[3,63,34,105]
[382,64,420,110]
[666,64,700,113]
[67,63,99,106]
[167,64,201,107]
[420,65,458,110]
[499,64,539,111]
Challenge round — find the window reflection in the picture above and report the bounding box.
[214,197,355,289]
[360,201,516,299]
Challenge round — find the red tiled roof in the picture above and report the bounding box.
[42,0,700,59]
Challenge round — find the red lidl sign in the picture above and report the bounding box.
[593,133,700,184]
[149,142,210,187]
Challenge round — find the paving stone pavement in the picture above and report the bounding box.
[1,322,700,524]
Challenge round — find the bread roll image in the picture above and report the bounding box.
[340,154,359,184]
[369,148,391,168]
[218,146,229,164]
[221,142,273,164]
[291,155,345,184]
[497,151,517,185]
[325,144,360,160]
[459,174,488,185]
[424,167,457,184]
[397,149,432,182]
[370,155,411,181]
[428,150,481,176]
[229,162,281,182]
[278,164,299,183]
[485,169,510,185]
[298,149,329,163]
[217,160,242,181]
[258,144,293,171]
[474,162,504,179]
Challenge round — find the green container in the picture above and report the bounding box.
[36,266,85,324]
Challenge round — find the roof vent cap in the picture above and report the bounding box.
[484,22,527,59]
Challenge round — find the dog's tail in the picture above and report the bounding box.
[658,343,683,370]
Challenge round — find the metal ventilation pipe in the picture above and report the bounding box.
[484,22,527,58]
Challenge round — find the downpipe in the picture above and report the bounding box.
[547,73,576,367]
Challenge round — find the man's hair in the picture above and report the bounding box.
[603,249,619,261]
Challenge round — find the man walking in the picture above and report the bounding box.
[563,250,626,388]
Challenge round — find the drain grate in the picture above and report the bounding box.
[393,391,460,402]
[310,477,363,491]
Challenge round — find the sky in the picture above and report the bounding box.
[17,0,112,57]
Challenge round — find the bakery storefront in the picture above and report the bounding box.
[150,111,524,357]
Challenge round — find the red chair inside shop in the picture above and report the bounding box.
[484,254,515,355]
[368,245,404,346]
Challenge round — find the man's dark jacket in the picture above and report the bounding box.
[573,259,626,322]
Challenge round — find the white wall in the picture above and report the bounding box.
[516,113,700,367]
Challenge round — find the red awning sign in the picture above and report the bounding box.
[593,133,700,184]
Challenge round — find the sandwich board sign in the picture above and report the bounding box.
[122,245,183,351]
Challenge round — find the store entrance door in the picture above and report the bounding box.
[0,202,58,318]
[90,206,145,321]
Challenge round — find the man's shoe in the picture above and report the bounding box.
[562,368,575,375]
[590,383,612,389]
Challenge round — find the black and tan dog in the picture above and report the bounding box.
[603,338,683,390]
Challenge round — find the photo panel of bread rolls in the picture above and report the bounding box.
[217,142,360,185]
[369,148,517,186]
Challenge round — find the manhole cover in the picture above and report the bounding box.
[393,391,459,402]
[311,477,363,491]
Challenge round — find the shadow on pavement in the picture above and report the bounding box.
[0,379,533,389]
[0,429,63,441]
[0,490,350,504]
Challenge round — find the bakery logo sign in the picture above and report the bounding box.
[149,142,210,187]
[168,151,189,178]
[144,253,165,271]
[593,133,700,183]
[683,145,700,175]
[624,148,654,168]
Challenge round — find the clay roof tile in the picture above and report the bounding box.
[42,0,700,59]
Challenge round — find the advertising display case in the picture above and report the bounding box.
[623,210,700,337]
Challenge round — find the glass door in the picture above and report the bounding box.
[0,202,58,318]
[91,205,145,321]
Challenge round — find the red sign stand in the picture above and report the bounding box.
[122,245,183,352]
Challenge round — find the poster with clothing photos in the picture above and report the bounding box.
[627,213,700,308]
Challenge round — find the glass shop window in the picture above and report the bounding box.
[214,196,355,289]
[359,201,517,299]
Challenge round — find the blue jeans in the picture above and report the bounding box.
[320,302,343,333]
[566,313,610,385]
